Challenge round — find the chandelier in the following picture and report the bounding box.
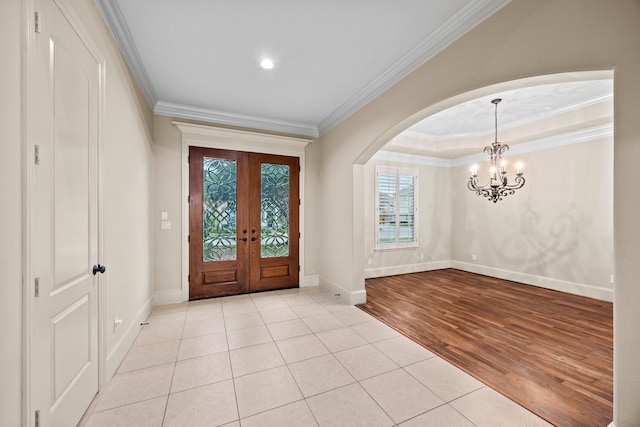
[468,98,525,203]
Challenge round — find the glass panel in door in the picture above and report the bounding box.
[260,163,290,258]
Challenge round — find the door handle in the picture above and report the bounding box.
[251,237,257,242]
[92,264,106,275]
[240,237,248,242]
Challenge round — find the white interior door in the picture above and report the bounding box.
[29,0,101,425]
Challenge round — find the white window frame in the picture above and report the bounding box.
[374,166,418,250]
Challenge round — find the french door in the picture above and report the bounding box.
[189,147,299,299]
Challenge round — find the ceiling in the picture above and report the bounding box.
[380,79,614,161]
[95,0,510,137]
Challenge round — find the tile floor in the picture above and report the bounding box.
[79,286,552,427]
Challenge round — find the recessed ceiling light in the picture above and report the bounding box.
[260,59,274,70]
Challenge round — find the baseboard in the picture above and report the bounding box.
[319,277,367,305]
[154,289,184,305]
[301,274,319,287]
[451,261,614,302]
[607,422,615,427]
[365,260,451,279]
[105,296,153,381]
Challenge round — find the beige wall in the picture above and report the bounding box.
[363,159,452,277]
[451,137,613,300]
[318,0,640,424]
[0,1,23,425]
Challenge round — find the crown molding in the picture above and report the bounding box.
[94,0,157,107]
[375,123,613,167]
[449,123,613,166]
[158,102,319,138]
[317,0,511,135]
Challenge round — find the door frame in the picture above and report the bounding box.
[174,122,312,302]
[21,0,107,425]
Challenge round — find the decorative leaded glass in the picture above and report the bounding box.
[260,163,290,258]
[202,157,237,261]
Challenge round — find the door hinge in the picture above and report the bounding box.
[34,12,41,33]
[35,409,41,427]
[299,199,301,206]
[34,278,40,297]
[188,274,190,283]
[187,195,190,203]
[298,265,301,272]
[298,232,301,238]
[187,235,190,243]
[34,145,40,165]
[298,165,301,172]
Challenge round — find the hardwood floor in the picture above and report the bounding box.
[357,269,613,427]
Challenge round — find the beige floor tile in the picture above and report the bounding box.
[188,298,222,308]
[373,336,436,367]
[280,294,314,307]
[222,300,257,317]
[94,364,174,412]
[306,383,394,427]
[164,380,238,427]
[152,302,188,314]
[252,295,288,311]
[230,342,285,377]
[226,324,273,350]
[276,334,330,363]
[182,317,226,338]
[221,422,240,427]
[259,306,299,324]
[333,307,374,324]
[241,400,318,427]
[301,313,346,333]
[334,344,398,381]
[361,369,444,423]
[450,387,554,427]
[319,300,353,313]
[224,312,264,331]
[350,320,400,343]
[291,303,330,318]
[288,354,355,397]
[134,324,183,347]
[399,404,475,427]
[405,357,484,402]
[145,311,186,326]
[171,352,232,393]
[185,305,223,322]
[80,396,167,427]
[234,366,303,418]
[315,327,368,353]
[118,340,180,373]
[267,319,312,341]
[177,331,228,360]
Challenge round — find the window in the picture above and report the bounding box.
[375,166,418,250]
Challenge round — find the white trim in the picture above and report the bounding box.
[608,422,616,427]
[365,260,451,279]
[320,277,367,306]
[175,122,312,302]
[373,150,451,167]
[154,289,184,305]
[301,274,320,287]
[94,0,157,108]
[451,261,614,302]
[105,296,153,381]
[374,123,613,168]
[157,101,319,138]
[318,0,511,134]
